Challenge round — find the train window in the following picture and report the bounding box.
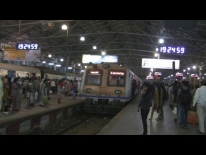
[108,70,125,86]
[85,69,102,85]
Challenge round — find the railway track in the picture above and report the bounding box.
[30,113,114,135]
[52,116,90,135]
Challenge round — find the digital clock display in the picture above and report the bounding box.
[159,46,185,54]
[16,43,39,50]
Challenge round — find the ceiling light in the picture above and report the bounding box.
[159,38,164,44]
[49,63,54,65]
[93,46,97,49]
[62,24,67,30]
[80,37,85,41]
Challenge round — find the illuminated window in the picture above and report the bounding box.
[108,70,125,86]
[85,69,102,85]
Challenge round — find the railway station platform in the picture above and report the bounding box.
[0,93,83,135]
[97,93,203,135]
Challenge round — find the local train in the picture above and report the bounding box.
[80,63,142,114]
[0,62,82,83]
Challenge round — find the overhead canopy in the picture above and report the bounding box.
[0,63,41,73]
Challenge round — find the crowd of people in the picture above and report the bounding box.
[0,75,79,115]
[138,80,206,135]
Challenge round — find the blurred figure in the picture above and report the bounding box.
[39,79,47,106]
[16,77,23,110]
[168,84,174,109]
[57,79,64,103]
[156,83,167,121]
[177,81,191,128]
[51,79,56,94]
[131,79,137,99]
[64,81,69,96]
[193,80,206,134]
[11,78,19,111]
[72,80,78,99]
[137,82,152,135]
[2,83,10,114]
[0,77,3,111]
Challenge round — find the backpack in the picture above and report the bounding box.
[179,88,192,106]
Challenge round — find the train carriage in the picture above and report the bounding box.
[0,62,41,80]
[0,63,80,82]
[80,63,142,114]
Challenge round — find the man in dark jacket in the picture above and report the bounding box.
[137,82,153,135]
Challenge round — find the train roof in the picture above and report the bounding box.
[0,63,41,73]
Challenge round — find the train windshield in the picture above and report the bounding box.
[108,70,125,86]
[85,69,102,85]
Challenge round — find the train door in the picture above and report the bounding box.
[8,70,15,82]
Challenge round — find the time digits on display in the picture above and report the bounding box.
[159,46,185,54]
[16,43,39,50]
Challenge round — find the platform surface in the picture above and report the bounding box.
[97,94,203,135]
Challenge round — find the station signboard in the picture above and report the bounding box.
[142,58,180,69]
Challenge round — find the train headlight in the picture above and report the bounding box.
[115,90,122,94]
[86,88,92,93]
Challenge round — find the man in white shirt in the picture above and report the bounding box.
[193,80,206,134]
[51,80,56,94]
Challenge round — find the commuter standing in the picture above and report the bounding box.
[51,79,56,94]
[131,80,137,99]
[11,78,19,111]
[39,79,47,106]
[137,82,152,135]
[177,81,192,128]
[149,83,159,120]
[0,77,3,111]
[156,83,167,121]
[193,80,206,134]
[2,83,10,114]
[57,79,64,103]
[172,81,181,122]
[16,77,23,110]
[31,77,37,104]
[72,80,78,99]
[168,84,174,109]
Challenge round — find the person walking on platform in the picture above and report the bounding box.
[39,79,47,106]
[131,79,137,99]
[51,79,56,94]
[149,83,159,120]
[156,83,167,121]
[137,82,153,135]
[16,78,23,110]
[10,78,19,111]
[168,84,174,109]
[177,81,191,129]
[193,80,206,134]
[57,79,64,103]
[2,83,10,114]
[172,81,181,122]
[0,77,3,112]
[72,80,78,99]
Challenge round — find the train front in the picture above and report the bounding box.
[80,63,131,114]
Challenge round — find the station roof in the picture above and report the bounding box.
[0,20,205,79]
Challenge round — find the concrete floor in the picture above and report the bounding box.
[97,94,204,135]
